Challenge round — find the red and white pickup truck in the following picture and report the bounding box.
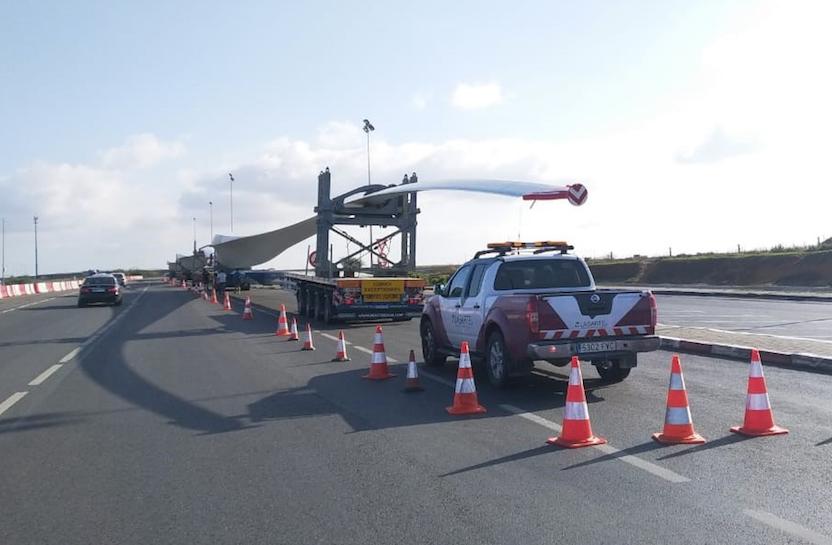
[420,241,660,387]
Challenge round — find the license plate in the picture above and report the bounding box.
[92,288,106,293]
[578,341,616,353]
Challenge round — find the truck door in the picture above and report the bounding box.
[457,264,488,350]
[441,265,472,347]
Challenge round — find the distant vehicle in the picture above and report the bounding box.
[421,241,659,387]
[111,272,127,287]
[78,274,122,307]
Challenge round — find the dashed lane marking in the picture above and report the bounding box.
[0,392,28,418]
[59,347,82,363]
[499,403,691,484]
[28,364,63,386]
[744,510,832,545]
[0,297,57,314]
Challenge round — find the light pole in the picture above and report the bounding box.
[193,217,197,253]
[1,217,5,285]
[209,201,213,242]
[363,119,375,268]
[33,215,39,279]
[228,173,234,233]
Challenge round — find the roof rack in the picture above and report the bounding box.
[473,241,574,259]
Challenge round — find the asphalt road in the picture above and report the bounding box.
[656,294,832,342]
[1,283,831,544]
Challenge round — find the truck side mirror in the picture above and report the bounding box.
[434,283,446,296]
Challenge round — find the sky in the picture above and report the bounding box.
[1,0,831,276]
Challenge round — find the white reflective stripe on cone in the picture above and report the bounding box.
[406,362,418,379]
[568,368,581,386]
[746,393,771,410]
[455,378,476,394]
[374,334,383,344]
[564,401,589,420]
[665,406,693,425]
[669,373,685,391]
[749,361,764,378]
[372,352,387,365]
[459,354,472,369]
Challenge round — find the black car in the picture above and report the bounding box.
[78,274,122,307]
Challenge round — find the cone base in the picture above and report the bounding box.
[446,405,486,415]
[730,425,789,437]
[287,338,299,342]
[403,383,424,393]
[301,346,316,351]
[332,357,350,362]
[546,435,607,448]
[362,373,396,380]
[242,316,253,320]
[652,432,706,445]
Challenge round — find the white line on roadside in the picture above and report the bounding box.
[658,324,832,346]
[59,347,82,363]
[353,346,373,355]
[0,392,28,418]
[319,332,342,342]
[744,509,832,545]
[28,364,63,386]
[0,297,57,314]
[499,403,690,484]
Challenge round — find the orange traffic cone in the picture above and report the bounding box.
[446,342,485,414]
[652,355,705,444]
[275,304,290,336]
[202,288,208,301]
[287,318,299,341]
[181,280,187,289]
[301,324,315,351]
[362,326,395,380]
[731,349,789,437]
[223,292,232,311]
[547,357,605,448]
[211,288,219,304]
[403,350,424,393]
[331,330,350,362]
[242,296,254,320]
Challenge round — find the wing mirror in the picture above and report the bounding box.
[433,283,446,296]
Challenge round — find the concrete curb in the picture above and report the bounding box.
[660,336,832,374]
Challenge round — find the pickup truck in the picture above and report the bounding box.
[420,241,660,387]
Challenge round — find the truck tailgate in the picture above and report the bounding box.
[538,290,655,339]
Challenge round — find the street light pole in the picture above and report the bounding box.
[193,217,197,253]
[363,119,375,269]
[228,173,234,233]
[209,201,213,242]
[1,217,5,285]
[33,215,39,279]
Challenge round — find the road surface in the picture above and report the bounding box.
[1,283,831,544]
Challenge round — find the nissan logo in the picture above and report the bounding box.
[590,294,600,304]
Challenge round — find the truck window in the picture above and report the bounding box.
[446,266,472,298]
[466,264,487,298]
[494,260,590,290]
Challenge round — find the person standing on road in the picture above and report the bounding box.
[233,270,242,294]
[216,270,227,294]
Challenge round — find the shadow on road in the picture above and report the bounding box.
[561,440,664,471]
[816,437,832,447]
[656,433,751,460]
[439,446,561,477]
[0,412,82,435]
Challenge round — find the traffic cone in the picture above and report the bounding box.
[202,288,208,301]
[275,304,290,336]
[181,280,187,289]
[652,355,705,444]
[402,350,424,393]
[287,318,299,341]
[547,357,606,448]
[223,292,232,311]
[446,342,485,414]
[211,288,219,304]
[362,326,396,380]
[731,349,789,437]
[301,324,315,351]
[242,296,254,320]
[331,330,350,361]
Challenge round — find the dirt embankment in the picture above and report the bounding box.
[588,251,832,287]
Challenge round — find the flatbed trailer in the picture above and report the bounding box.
[285,272,426,323]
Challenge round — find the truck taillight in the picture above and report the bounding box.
[526,299,539,334]
[649,293,658,327]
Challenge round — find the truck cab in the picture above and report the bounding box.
[421,241,660,387]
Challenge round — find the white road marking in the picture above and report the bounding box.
[499,403,690,484]
[0,392,28,418]
[0,296,57,314]
[353,346,374,355]
[59,347,82,363]
[290,388,316,396]
[28,364,63,386]
[659,324,832,345]
[744,510,832,545]
[319,332,340,342]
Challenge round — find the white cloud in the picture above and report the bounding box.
[99,133,185,169]
[452,82,502,110]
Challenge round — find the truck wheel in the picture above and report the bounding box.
[486,331,512,389]
[420,320,446,367]
[596,359,632,382]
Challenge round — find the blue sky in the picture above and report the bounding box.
[1,1,830,275]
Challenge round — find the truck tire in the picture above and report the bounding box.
[595,358,632,382]
[486,331,512,389]
[420,320,446,367]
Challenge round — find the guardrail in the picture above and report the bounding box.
[0,280,82,299]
